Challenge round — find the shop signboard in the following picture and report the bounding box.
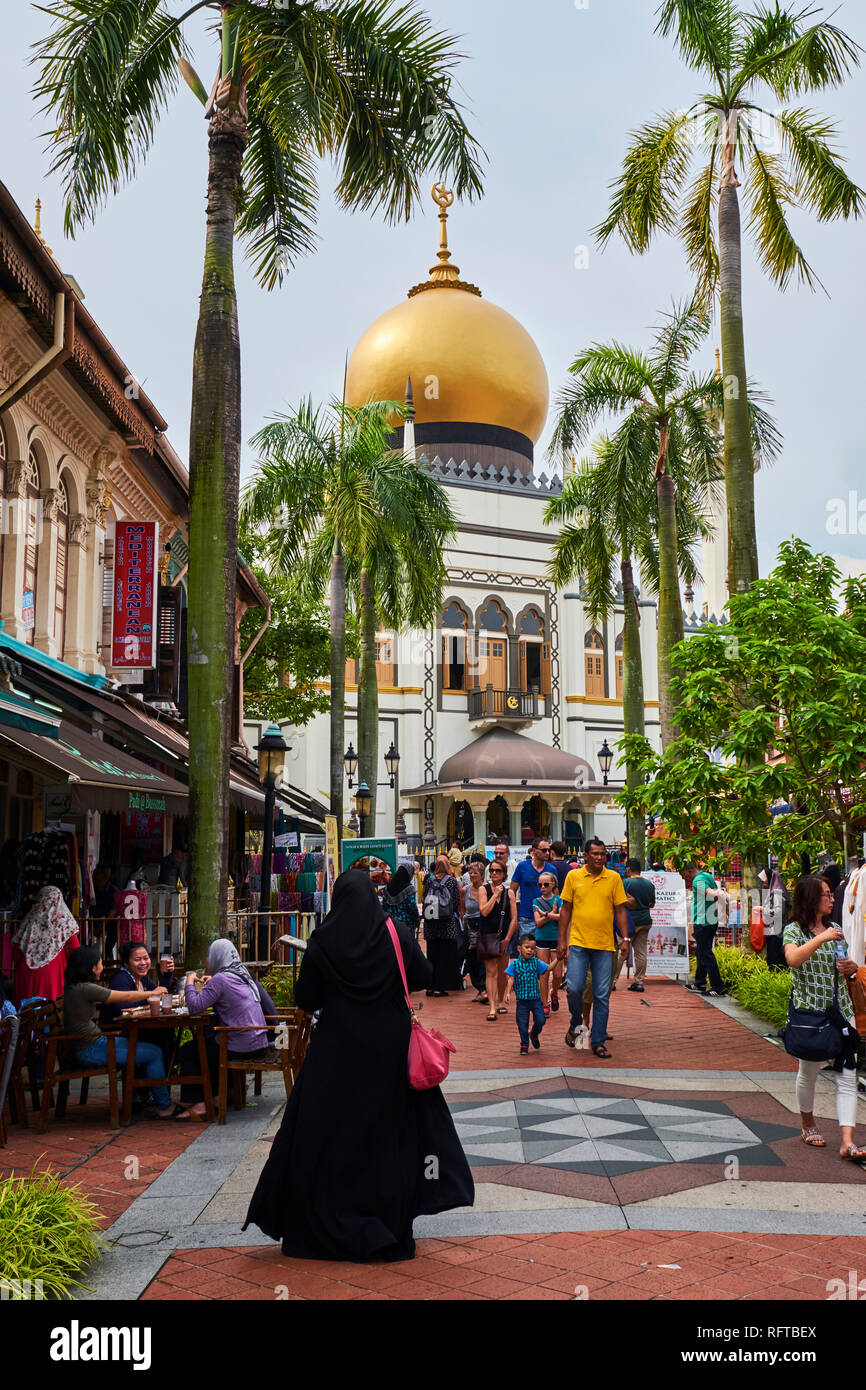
[642,870,689,976]
[324,815,339,909]
[111,521,159,669]
[21,590,35,629]
[340,836,398,873]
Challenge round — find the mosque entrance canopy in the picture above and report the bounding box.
[402,727,600,799]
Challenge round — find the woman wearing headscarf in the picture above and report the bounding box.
[11,885,81,1003]
[381,860,421,939]
[422,854,463,996]
[244,870,474,1262]
[179,938,274,1116]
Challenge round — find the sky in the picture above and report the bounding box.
[2,0,865,586]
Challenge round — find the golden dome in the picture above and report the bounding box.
[345,187,549,445]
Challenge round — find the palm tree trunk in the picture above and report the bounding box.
[719,163,758,598]
[186,103,247,967]
[329,545,346,844]
[357,565,378,831]
[656,471,684,750]
[620,553,645,864]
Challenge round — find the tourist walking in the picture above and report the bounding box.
[511,837,552,941]
[783,876,866,1161]
[462,860,489,1002]
[422,855,462,996]
[532,871,562,1012]
[620,858,655,992]
[244,871,473,1261]
[478,860,517,1020]
[486,839,518,882]
[557,837,630,1059]
[504,935,549,1055]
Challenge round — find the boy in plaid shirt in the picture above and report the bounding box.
[504,935,549,1055]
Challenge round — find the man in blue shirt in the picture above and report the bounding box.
[510,838,552,943]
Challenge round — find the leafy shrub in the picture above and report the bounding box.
[712,945,792,1029]
[0,1167,104,1299]
[260,967,297,1009]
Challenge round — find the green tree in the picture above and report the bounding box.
[35,0,482,961]
[597,1,863,599]
[240,398,456,836]
[238,526,358,729]
[619,541,866,877]
[548,301,780,749]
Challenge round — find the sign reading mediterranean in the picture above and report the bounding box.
[112,521,159,669]
[642,871,689,976]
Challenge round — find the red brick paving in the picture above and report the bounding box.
[140,1231,865,1301]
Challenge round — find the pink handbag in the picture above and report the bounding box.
[386,917,456,1090]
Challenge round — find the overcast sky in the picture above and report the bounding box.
[3,0,865,585]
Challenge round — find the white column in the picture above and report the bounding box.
[1,461,32,642]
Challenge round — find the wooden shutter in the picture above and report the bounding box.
[518,641,527,691]
[464,630,475,691]
[441,633,448,690]
[344,656,357,687]
[541,642,552,696]
[101,537,114,659]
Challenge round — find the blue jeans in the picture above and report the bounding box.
[566,946,613,1047]
[515,997,546,1048]
[75,1036,171,1110]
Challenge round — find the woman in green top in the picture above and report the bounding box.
[783,877,865,1161]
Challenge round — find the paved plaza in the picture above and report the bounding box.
[4,977,866,1301]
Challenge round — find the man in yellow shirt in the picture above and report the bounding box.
[557,837,630,1058]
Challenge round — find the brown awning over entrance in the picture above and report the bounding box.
[402,727,598,796]
[0,721,190,815]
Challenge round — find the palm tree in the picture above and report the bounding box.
[548,301,781,749]
[35,0,483,959]
[597,0,863,599]
[241,398,456,837]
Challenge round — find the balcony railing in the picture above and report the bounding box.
[467,687,540,721]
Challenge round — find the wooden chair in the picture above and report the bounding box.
[0,1015,19,1147]
[215,1011,312,1125]
[35,1028,120,1132]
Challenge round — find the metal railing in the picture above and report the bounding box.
[467,688,539,720]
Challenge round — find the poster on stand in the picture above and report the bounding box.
[341,836,398,873]
[324,816,339,911]
[642,871,689,975]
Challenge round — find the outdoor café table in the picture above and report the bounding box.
[115,1006,215,1124]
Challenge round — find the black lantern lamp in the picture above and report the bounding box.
[384,742,400,788]
[355,780,372,837]
[255,723,289,961]
[343,742,358,789]
[598,739,614,787]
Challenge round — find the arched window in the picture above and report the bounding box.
[375,630,395,686]
[54,475,70,656]
[22,447,41,645]
[614,630,624,700]
[517,606,551,696]
[441,599,470,692]
[477,599,508,690]
[584,627,605,698]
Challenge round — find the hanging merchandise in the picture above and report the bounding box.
[17,829,76,917]
[115,887,147,948]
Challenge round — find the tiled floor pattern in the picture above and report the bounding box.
[141,1229,866,1301]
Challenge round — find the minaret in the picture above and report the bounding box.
[701,348,728,620]
[403,375,416,461]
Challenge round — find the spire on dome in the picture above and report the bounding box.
[34,198,53,256]
[408,185,481,298]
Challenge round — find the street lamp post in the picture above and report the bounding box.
[598,739,613,787]
[355,780,371,838]
[343,743,358,789]
[256,722,288,963]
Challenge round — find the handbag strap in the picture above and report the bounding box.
[385,917,412,1011]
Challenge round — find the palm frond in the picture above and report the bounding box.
[738,7,862,99]
[771,104,865,220]
[680,136,720,304]
[743,133,822,289]
[650,298,711,400]
[238,85,320,288]
[656,0,740,90]
[33,0,186,232]
[595,109,694,251]
[549,344,655,455]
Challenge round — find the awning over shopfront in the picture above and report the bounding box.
[0,721,190,816]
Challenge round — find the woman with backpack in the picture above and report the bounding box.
[422,855,462,996]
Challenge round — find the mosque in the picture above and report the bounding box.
[283,188,728,851]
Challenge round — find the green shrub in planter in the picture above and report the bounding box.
[714,945,792,1030]
[261,967,297,1010]
[0,1167,104,1299]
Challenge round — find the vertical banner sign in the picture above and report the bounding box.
[324,815,339,912]
[112,521,159,668]
[642,871,689,976]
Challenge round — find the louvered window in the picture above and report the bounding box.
[54,476,69,657]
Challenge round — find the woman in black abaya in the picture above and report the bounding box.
[244,871,474,1262]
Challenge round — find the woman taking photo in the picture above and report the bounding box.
[784,876,866,1161]
[478,860,517,1021]
[245,871,473,1262]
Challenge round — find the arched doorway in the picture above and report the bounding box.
[477,598,508,690]
[486,795,509,843]
[521,795,550,843]
[562,800,585,854]
[447,799,475,849]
